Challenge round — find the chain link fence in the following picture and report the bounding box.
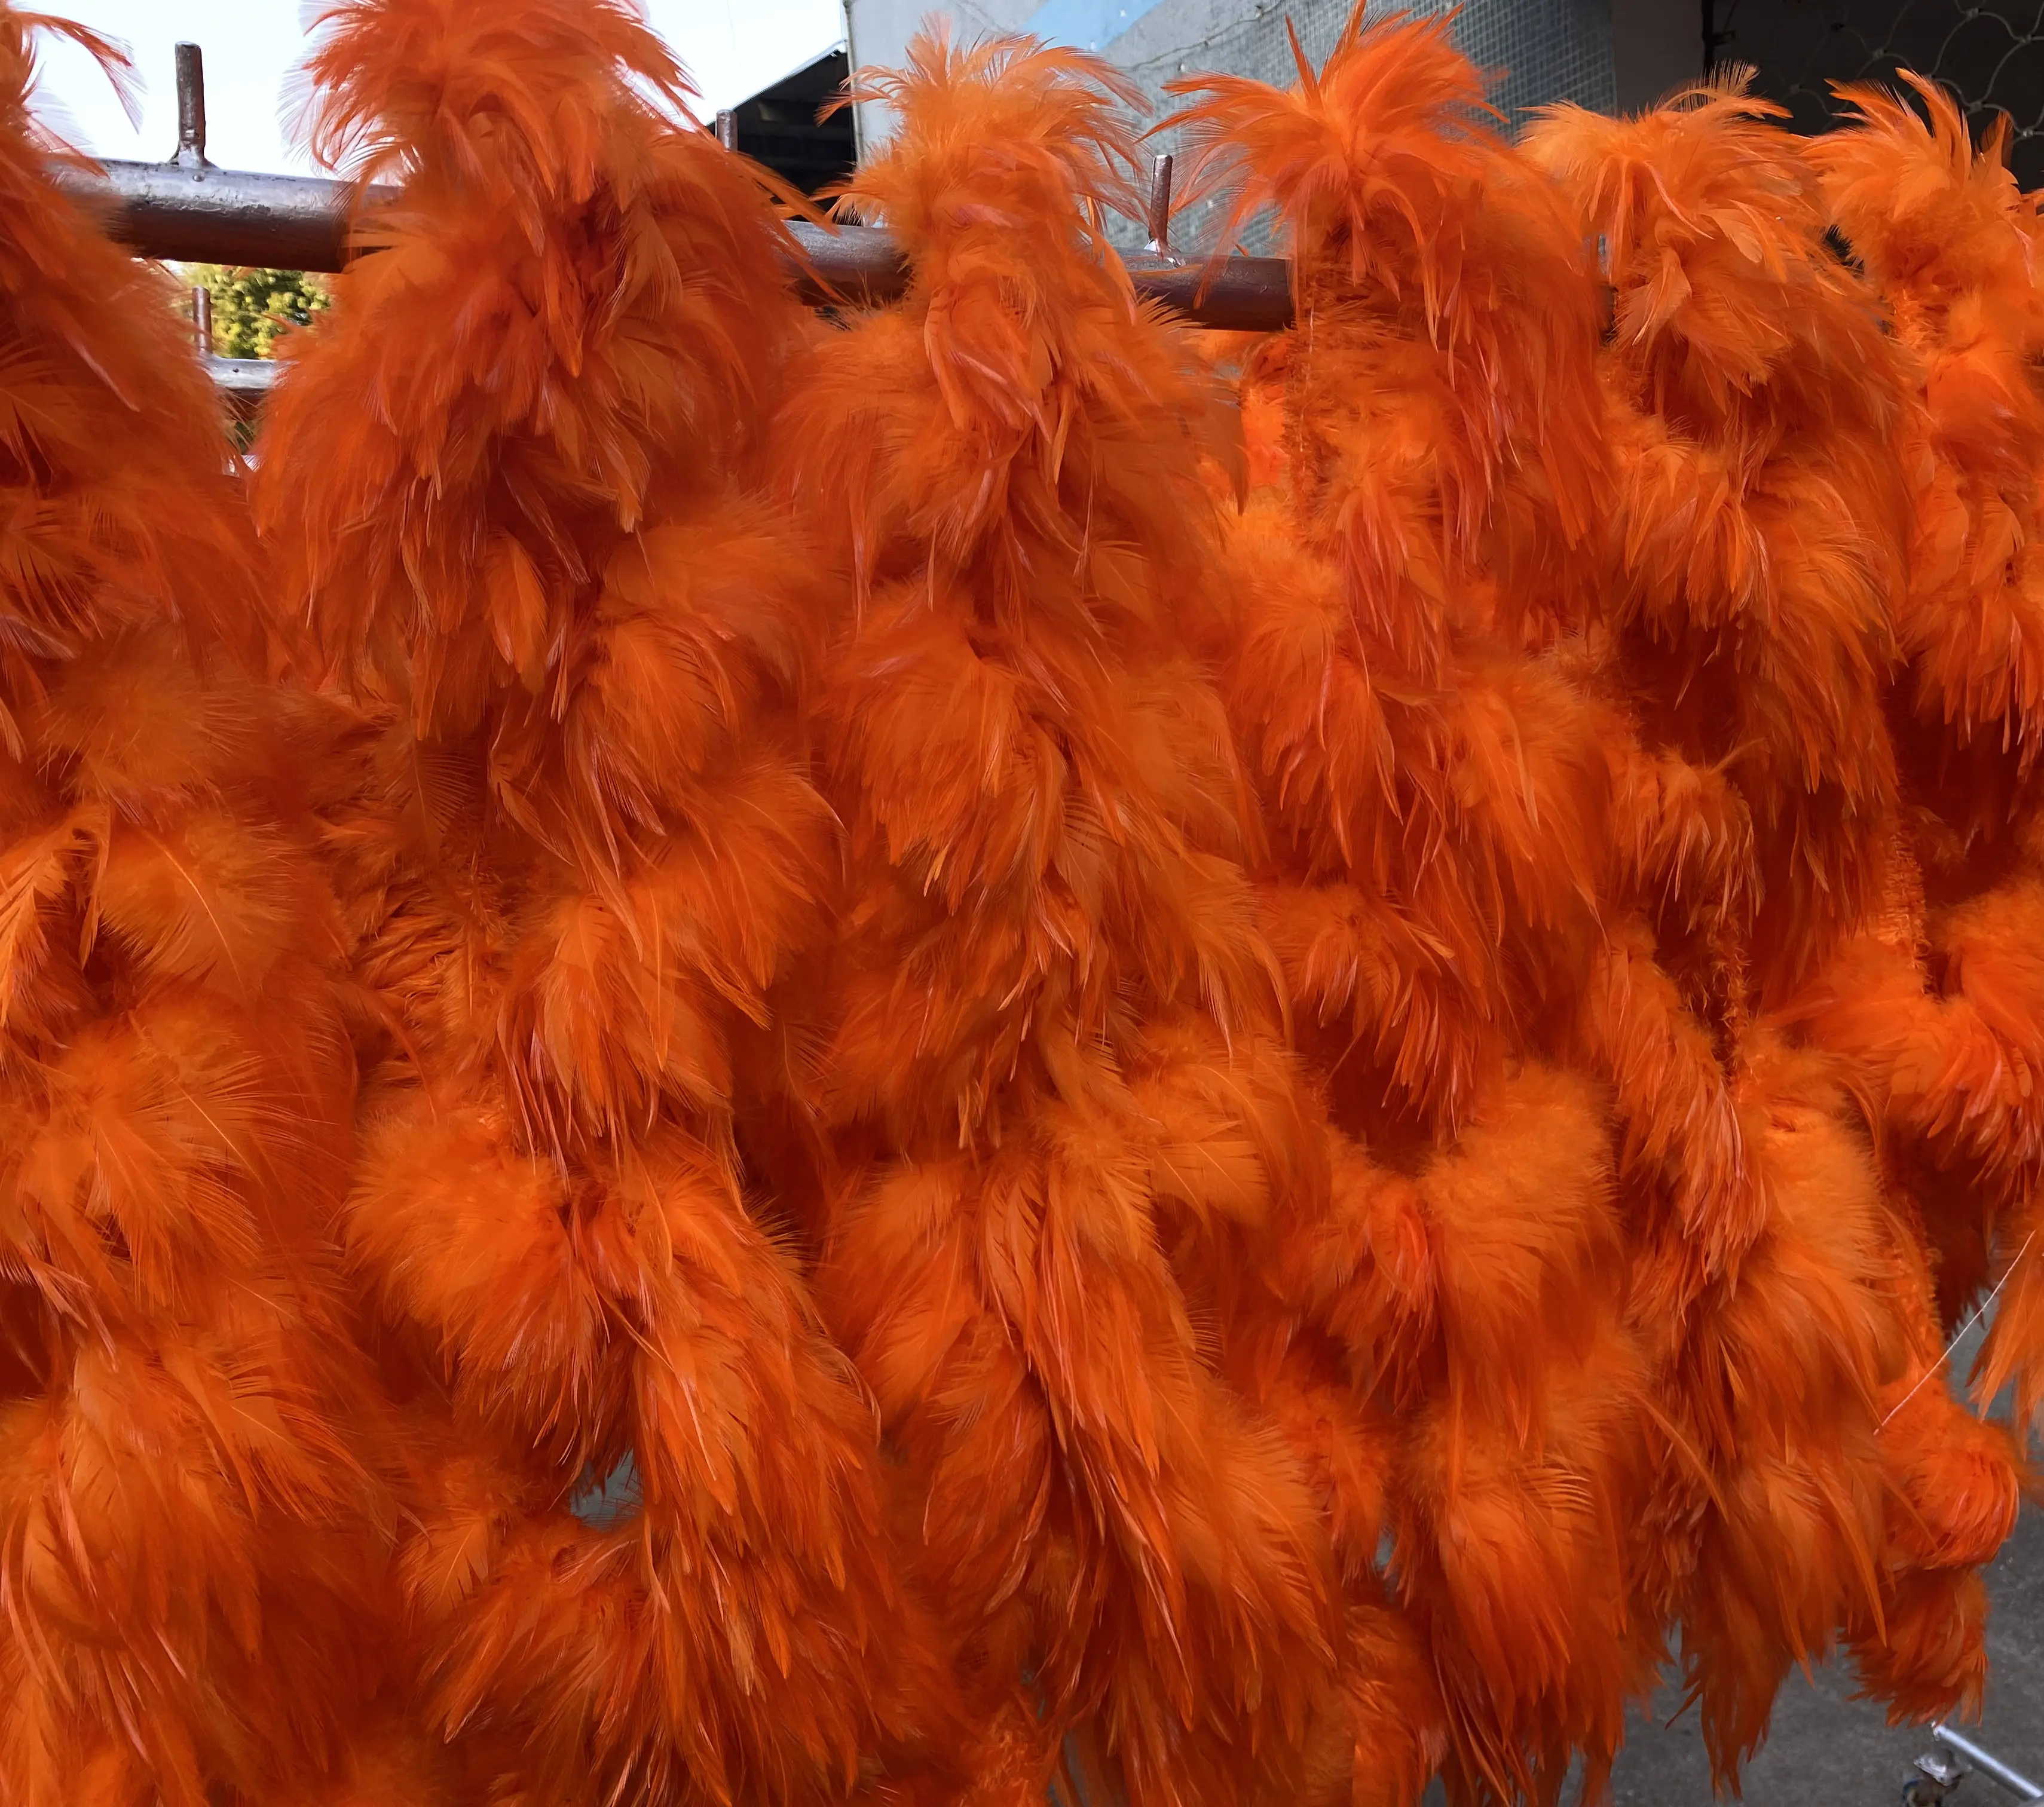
[1709,2,2044,186]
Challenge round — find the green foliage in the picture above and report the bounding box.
[179,264,331,360]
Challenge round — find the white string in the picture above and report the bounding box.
[1878,1229,2037,1434]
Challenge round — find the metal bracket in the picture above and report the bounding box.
[1924,1724,2044,1804]
[173,42,209,169]
[1910,1745,1967,1805]
[1143,151,1177,261]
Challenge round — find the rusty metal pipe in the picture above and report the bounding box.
[53,35,1294,377]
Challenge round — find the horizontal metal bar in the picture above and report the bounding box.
[1124,249,1293,333]
[204,355,277,401]
[1932,1724,2044,1802]
[56,156,1296,332]
[54,158,378,275]
[784,217,902,308]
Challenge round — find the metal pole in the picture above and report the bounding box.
[715,108,736,152]
[190,283,212,356]
[1933,1724,2044,1802]
[59,158,1296,328]
[839,4,863,168]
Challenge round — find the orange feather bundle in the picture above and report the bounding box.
[1797,71,2044,1726]
[772,33,1332,1807]
[1166,14,1669,1801]
[1526,72,2020,1776]
[1806,76,2044,1411]
[1528,78,1906,1009]
[0,10,391,1806]
[4,2,2039,1802]
[255,2,935,1801]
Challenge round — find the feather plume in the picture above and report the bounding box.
[259,0,935,1799]
[0,6,389,1802]
[775,30,1339,1803]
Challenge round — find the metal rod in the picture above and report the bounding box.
[782,217,899,307]
[1933,1724,2044,1801]
[52,40,1295,414]
[174,42,207,168]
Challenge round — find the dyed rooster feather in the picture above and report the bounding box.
[0,10,394,1807]
[0,2,2033,1804]
[255,2,941,1802]
[1797,69,2041,1724]
[1167,14,1673,1802]
[773,32,1335,1807]
[1529,69,2018,1780]
[1804,75,2044,1402]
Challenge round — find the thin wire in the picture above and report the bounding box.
[1878,1229,2036,1433]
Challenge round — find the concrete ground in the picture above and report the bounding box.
[1603,1502,2044,1805]
[1421,1314,2043,1805]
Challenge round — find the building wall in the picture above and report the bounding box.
[1613,0,1703,112]
[845,0,1636,247]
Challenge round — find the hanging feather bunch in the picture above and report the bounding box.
[773,33,1332,1805]
[254,1,940,1801]
[5,1,2044,1804]
[0,11,391,1807]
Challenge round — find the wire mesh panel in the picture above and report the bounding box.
[1112,0,1615,126]
[1710,1,2044,185]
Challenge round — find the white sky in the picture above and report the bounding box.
[27,0,850,174]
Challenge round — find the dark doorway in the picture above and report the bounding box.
[729,47,857,198]
[1707,2,2044,185]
